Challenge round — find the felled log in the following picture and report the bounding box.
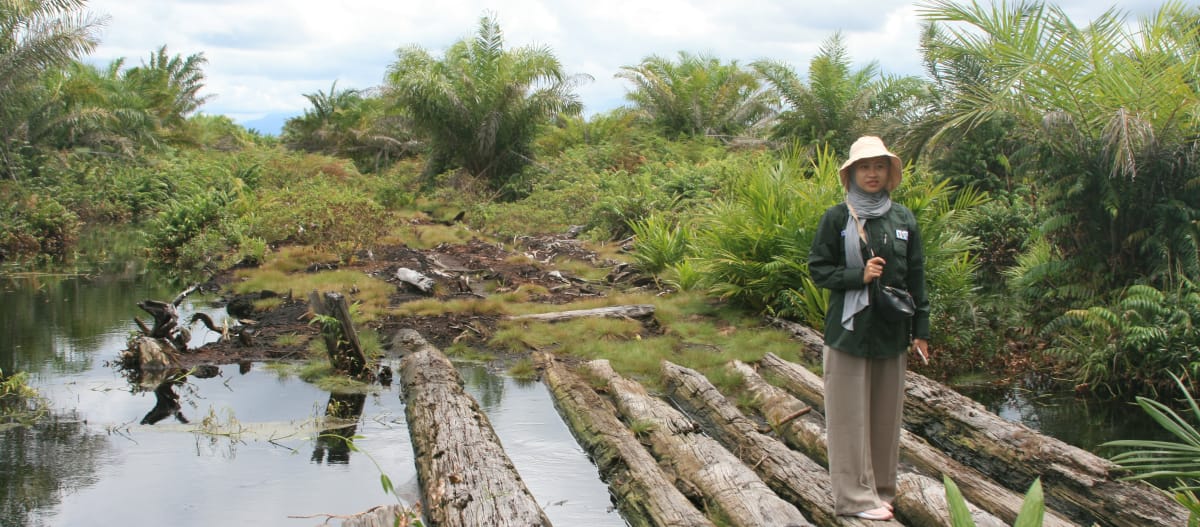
[585,359,811,527]
[395,267,435,293]
[660,361,886,527]
[903,372,1187,527]
[506,304,655,322]
[757,352,1181,527]
[396,329,551,527]
[308,291,369,378]
[731,360,1031,527]
[535,352,714,527]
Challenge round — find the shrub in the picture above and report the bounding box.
[1044,282,1200,397]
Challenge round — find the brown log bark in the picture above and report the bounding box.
[903,372,1186,527]
[660,361,890,527]
[731,360,1044,527]
[757,352,1184,527]
[535,352,715,527]
[506,304,655,322]
[585,359,812,527]
[396,329,552,527]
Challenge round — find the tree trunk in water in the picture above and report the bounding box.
[308,291,369,378]
[396,329,551,527]
[585,359,812,527]
[757,352,1186,527]
[661,360,895,527]
[535,352,715,527]
[731,360,1046,527]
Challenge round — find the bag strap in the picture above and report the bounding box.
[845,201,878,260]
[845,201,867,244]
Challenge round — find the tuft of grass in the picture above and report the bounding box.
[253,296,284,312]
[391,296,511,317]
[314,375,373,393]
[260,246,339,273]
[516,291,807,391]
[549,256,610,282]
[508,358,537,381]
[262,361,296,379]
[382,223,477,249]
[232,268,393,322]
[298,361,332,382]
[629,419,657,437]
[443,342,494,362]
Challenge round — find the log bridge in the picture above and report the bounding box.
[352,307,1186,527]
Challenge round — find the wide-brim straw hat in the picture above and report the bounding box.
[839,136,902,192]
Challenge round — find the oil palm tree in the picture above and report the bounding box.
[617,51,774,140]
[122,45,210,132]
[915,0,1200,294]
[385,14,586,195]
[0,0,105,179]
[753,31,931,155]
[283,82,418,173]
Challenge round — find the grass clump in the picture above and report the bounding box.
[233,268,393,322]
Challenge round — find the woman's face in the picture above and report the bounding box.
[853,156,891,193]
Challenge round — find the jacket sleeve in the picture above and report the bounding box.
[809,205,865,291]
[905,216,931,341]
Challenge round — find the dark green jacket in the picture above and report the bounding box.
[808,202,930,358]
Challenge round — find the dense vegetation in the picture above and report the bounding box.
[4,1,1200,403]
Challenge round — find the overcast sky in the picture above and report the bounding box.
[83,0,1178,134]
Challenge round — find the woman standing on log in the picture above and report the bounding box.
[807,136,931,521]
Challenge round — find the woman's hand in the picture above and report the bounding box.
[863,256,885,284]
[911,339,930,365]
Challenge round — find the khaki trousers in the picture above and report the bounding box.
[823,345,906,514]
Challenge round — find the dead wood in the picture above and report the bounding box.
[395,267,435,293]
[586,359,811,527]
[506,304,655,322]
[731,360,1032,527]
[535,352,714,527]
[756,352,1180,527]
[661,360,888,527]
[396,329,551,527]
[308,291,369,378]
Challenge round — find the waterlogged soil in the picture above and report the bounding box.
[176,227,645,368]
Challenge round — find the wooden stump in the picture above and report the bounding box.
[396,329,551,527]
[308,291,369,378]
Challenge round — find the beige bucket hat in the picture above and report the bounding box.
[838,136,902,192]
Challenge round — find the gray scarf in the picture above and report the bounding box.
[841,180,892,331]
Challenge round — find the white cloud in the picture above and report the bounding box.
[81,0,1192,132]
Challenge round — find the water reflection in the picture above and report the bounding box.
[0,412,110,526]
[1,239,624,526]
[312,392,367,464]
[460,363,508,410]
[958,381,1176,452]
